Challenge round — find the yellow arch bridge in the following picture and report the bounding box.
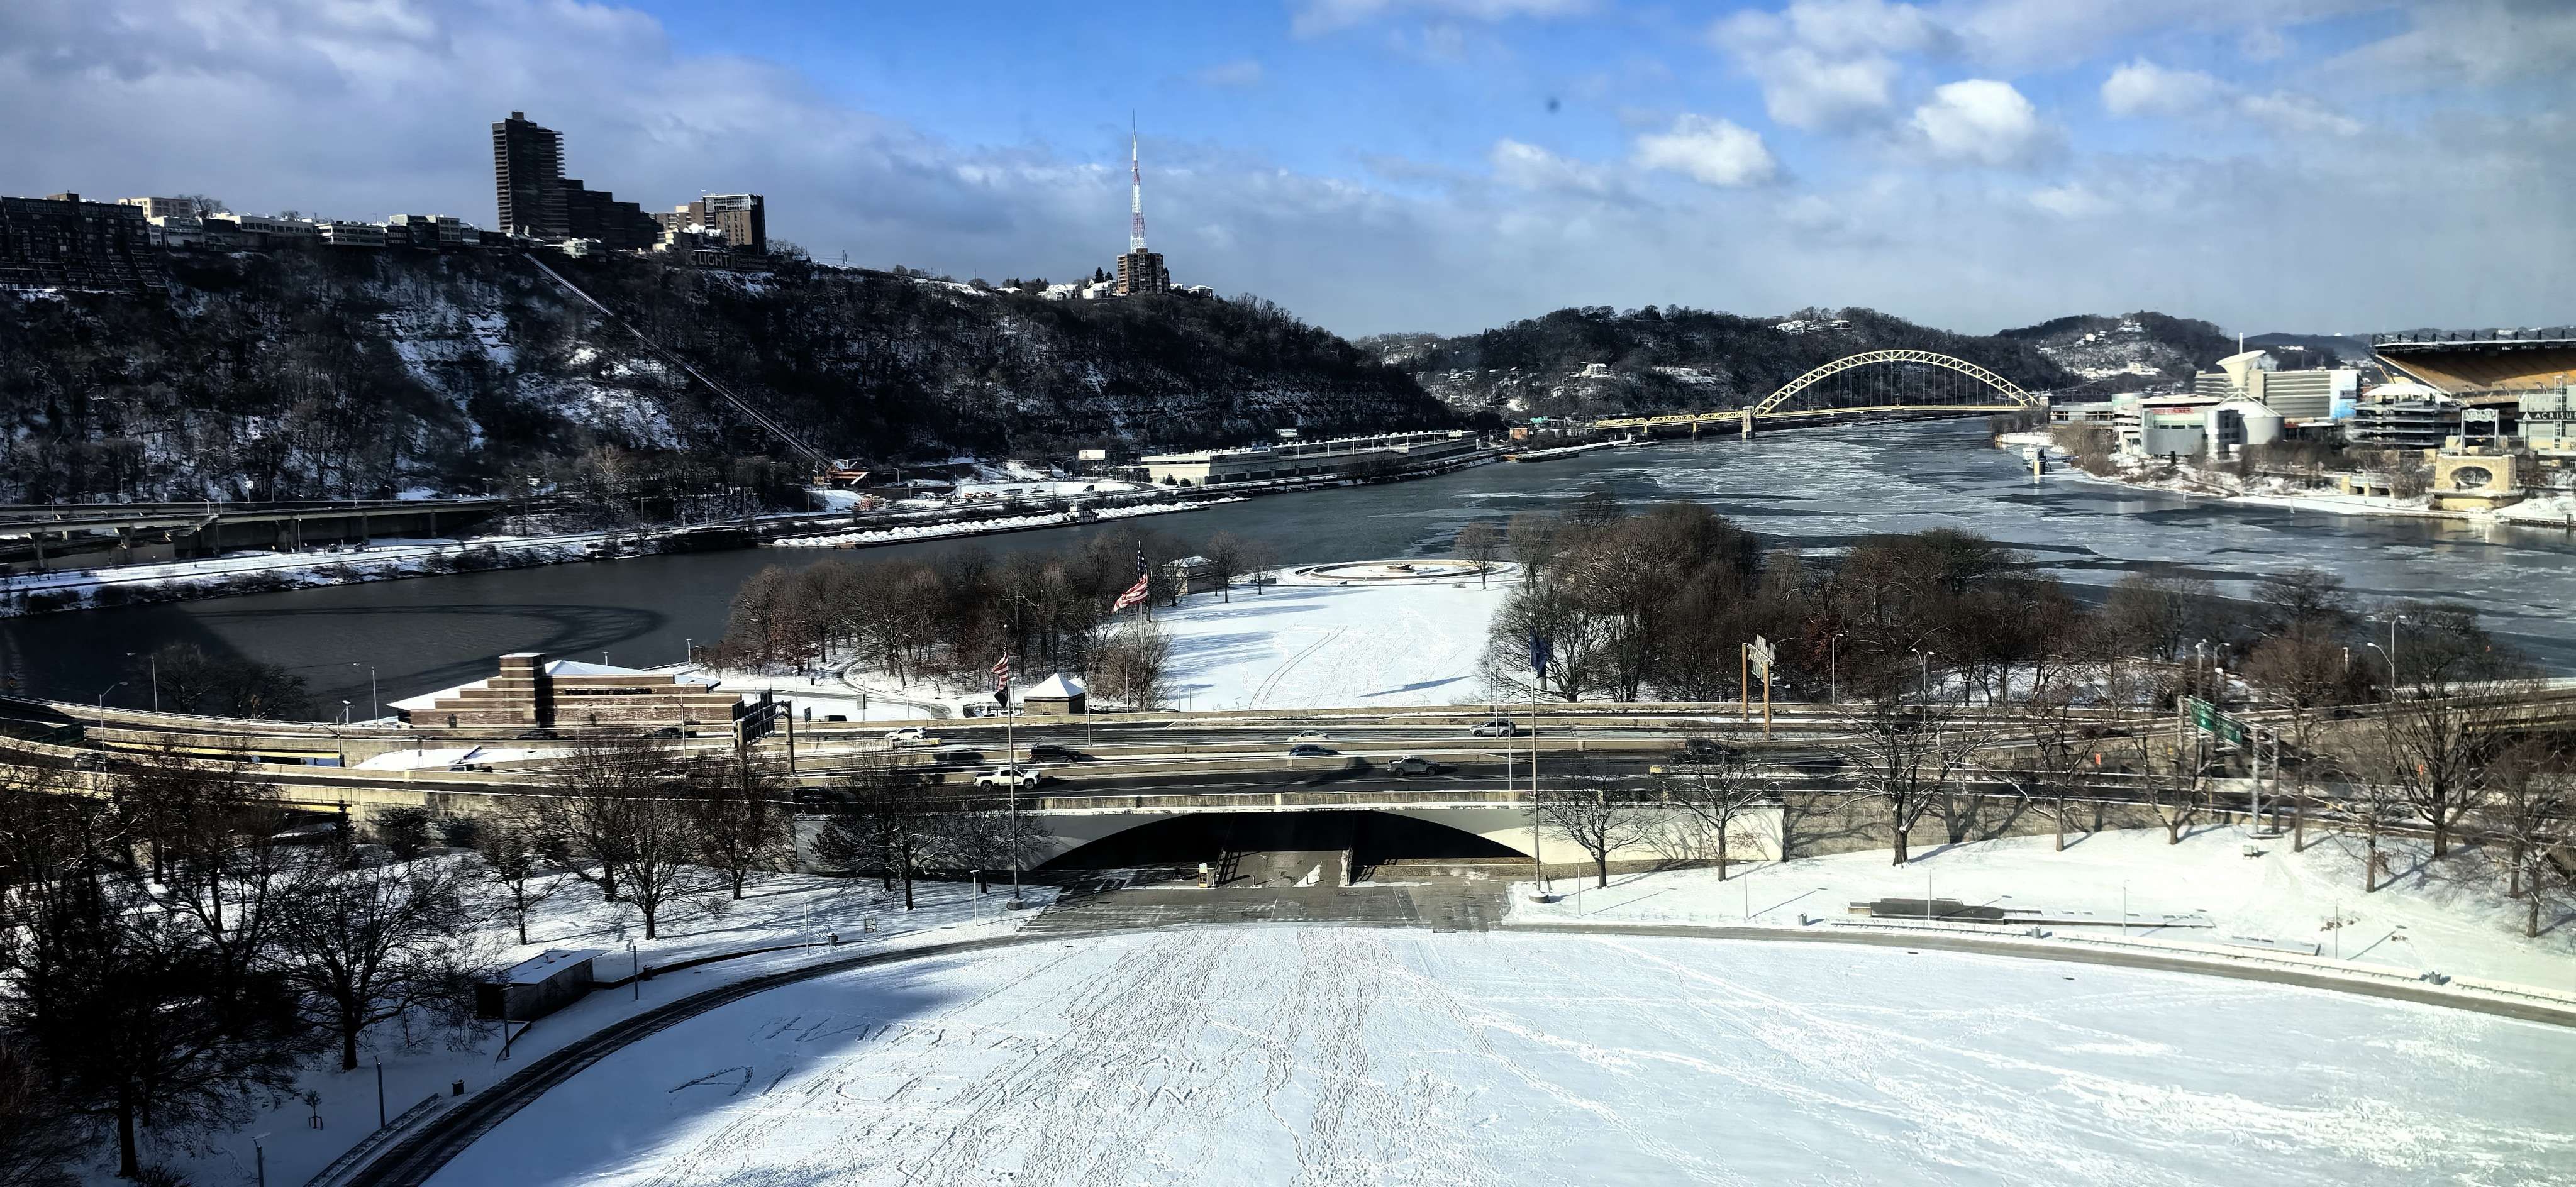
[1592,350,2046,438]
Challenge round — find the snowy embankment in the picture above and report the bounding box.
[0,530,624,616]
[423,925,2576,1186]
[1512,825,2576,992]
[769,497,1243,549]
[2029,443,2576,526]
[116,868,1052,1187]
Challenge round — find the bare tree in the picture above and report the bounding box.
[2370,675,2524,857]
[1202,532,1245,602]
[474,808,565,946]
[810,753,950,910]
[2484,748,2572,937]
[1236,537,1278,596]
[2319,755,2410,892]
[2242,628,2358,752]
[1541,785,1643,888]
[274,851,479,1070]
[537,732,703,939]
[1453,521,1502,589]
[2137,734,2213,846]
[1091,620,1174,710]
[692,748,791,899]
[1651,739,1767,880]
[1506,511,1564,586]
[1831,697,1990,864]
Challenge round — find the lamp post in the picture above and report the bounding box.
[1909,649,1933,702]
[373,1054,386,1128]
[351,662,378,720]
[1829,632,1843,705]
[96,682,122,707]
[126,651,160,712]
[340,700,352,724]
[2365,643,2393,702]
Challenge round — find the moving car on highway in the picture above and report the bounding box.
[975,766,1041,788]
[1469,720,1521,737]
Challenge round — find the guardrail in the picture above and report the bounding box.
[303,1092,445,1187]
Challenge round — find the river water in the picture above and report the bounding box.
[7,420,2572,716]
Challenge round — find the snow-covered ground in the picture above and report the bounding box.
[2031,443,2576,526]
[1514,825,2576,991]
[101,870,1055,1187]
[423,925,2576,1186]
[1154,566,1514,711]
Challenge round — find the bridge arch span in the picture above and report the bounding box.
[1752,349,2042,416]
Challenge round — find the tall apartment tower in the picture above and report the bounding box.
[1113,128,1170,296]
[491,111,564,239]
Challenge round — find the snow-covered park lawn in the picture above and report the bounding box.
[111,871,1053,1187]
[1515,825,2576,991]
[426,925,2576,1186]
[1155,570,1511,711]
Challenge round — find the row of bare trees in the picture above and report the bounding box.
[0,751,479,1179]
[699,524,1250,708]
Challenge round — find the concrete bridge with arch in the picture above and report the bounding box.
[1592,349,2047,439]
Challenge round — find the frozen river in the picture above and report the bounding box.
[425,927,2576,1187]
[6,419,2572,715]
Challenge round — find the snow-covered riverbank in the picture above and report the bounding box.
[2012,441,2576,529]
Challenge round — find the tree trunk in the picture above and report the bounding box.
[2431,817,2449,858]
[2165,819,2180,845]
[2365,835,2379,893]
[341,1021,360,1071]
[643,904,658,939]
[902,868,915,911]
[116,1096,140,1179]
[2293,800,2306,852]
[1890,825,1909,866]
[2507,841,2526,898]
[2052,804,2065,852]
[1593,856,1607,888]
[2530,888,2542,939]
[1715,824,1729,881]
[732,870,745,900]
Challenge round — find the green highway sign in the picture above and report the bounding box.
[2179,695,2248,746]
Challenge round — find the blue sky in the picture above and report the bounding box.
[3,0,2570,337]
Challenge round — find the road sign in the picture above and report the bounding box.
[1747,636,1777,680]
[2179,695,2247,746]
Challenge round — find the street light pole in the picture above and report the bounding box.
[96,682,122,707]
[352,662,378,720]
[374,1055,386,1129]
[1829,632,1842,705]
[2365,643,2394,702]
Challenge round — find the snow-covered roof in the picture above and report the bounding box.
[492,949,601,985]
[1024,671,1088,699]
[388,662,718,714]
[2363,381,2441,401]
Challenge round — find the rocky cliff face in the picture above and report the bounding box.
[0,251,1448,502]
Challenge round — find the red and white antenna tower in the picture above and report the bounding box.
[1128,114,1148,253]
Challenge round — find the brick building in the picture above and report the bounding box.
[392,653,738,732]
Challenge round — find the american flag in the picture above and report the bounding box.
[1111,571,1150,612]
[991,655,1010,690]
[1109,544,1150,612]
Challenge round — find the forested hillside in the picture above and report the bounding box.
[0,251,1446,502]
[1358,306,2076,420]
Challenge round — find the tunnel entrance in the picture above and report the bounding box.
[1038,810,1521,888]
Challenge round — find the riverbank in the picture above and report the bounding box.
[1999,435,2576,529]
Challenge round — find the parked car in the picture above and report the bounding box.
[1287,743,1335,757]
[648,726,685,738]
[517,727,559,741]
[1469,720,1521,737]
[1287,729,1327,743]
[975,766,1041,788]
[1385,755,1439,776]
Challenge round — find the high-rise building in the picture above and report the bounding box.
[491,111,564,239]
[1113,128,1171,296]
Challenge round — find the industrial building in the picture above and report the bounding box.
[1139,430,1475,486]
[2190,350,2358,421]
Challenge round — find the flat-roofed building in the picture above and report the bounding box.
[1115,250,1170,295]
[315,221,384,247]
[0,192,166,292]
[391,653,738,732]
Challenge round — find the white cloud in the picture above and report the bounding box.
[1910,79,2050,165]
[2101,59,2224,117]
[2028,182,2112,219]
[1191,58,1264,87]
[1715,0,1948,131]
[1487,138,1614,194]
[1631,114,1779,187]
[2238,91,2362,137]
[1291,0,1589,37]
[2102,58,2362,137]
[2327,0,2576,88]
